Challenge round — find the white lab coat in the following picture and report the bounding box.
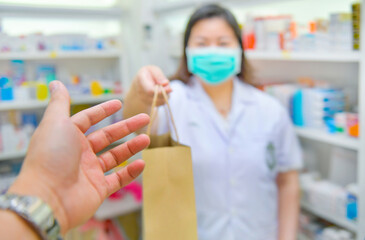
[155,77,302,240]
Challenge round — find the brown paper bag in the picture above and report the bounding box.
[142,86,198,240]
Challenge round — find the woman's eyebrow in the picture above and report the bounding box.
[218,36,235,40]
[191,36,207,40]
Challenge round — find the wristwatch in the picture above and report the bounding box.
[0,193,61,240]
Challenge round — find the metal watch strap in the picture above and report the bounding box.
[0,194,62,240]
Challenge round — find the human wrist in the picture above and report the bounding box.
[7,172,69,235]
[0,209,41,240]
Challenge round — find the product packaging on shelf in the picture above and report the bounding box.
[261,80,359,138]
[242,4,358,53]
[0,33,120,53]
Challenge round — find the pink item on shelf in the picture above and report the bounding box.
[109,189,126,200]
[108,182,142,203]
[123,181,143,202]
[80,218,125,240]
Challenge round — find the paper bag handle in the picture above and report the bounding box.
[146,85,180,143]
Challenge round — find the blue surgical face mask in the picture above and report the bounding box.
[186,47,242,85]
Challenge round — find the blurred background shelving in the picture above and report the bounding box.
[146,0,364,239]
[0,2,140,238]
[1,0,365,239]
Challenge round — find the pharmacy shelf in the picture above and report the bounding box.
[301,200,357,232]
[0,94,123,111]
[245,51,361,63]
[295,128,359,150]
[0,4,122,19]
[94,193,142,220]
[0,150,27,161]
[109,139,125,148]
[0,50,121,61]
[71,94,123,105]
[0,139,125,162]
[154,0,294,13]
[171,51,360,63]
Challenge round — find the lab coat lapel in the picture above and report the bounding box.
[187,78,231,141]
[228,78,256,137]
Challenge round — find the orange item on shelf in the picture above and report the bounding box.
[290,21,297,39]
[244,33,255,50]
[71,75,80,85]
[348,123,359,138]
[347,113,359,138]
[279,32,285,50]
[309,21,316,33]
[297,77,315,87]
[90,81,103,96]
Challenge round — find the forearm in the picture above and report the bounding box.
[123,82,151,119]
[277,171,300,240]
[0,210,40,240]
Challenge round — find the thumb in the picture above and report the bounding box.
[43,81,71,120]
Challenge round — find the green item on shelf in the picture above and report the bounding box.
[336,127,345,133]
[104,89,112,94]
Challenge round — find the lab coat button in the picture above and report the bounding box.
[230,208,237,216]
[228,147,234,154]
[230,179,236,186]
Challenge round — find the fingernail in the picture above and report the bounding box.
[160,79,168,84]
[49,81,59,93]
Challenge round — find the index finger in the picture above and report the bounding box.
[147,66,169,85]
[71,100,122,133]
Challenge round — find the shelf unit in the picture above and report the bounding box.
[0,4,122,19]
[0,50,121,61]
[171,51,361,63]
[301,201,357,232]
[0,3,137,218]
[94,193,142,220]
[151,0,365,239]
[0,94,123,111]
[153,0,295,13]
[295,128,359,150]
[245,51,361,63]
[0,138,125,162]
[0,150,27,161]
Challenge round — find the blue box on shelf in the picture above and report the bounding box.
[0,87,14,101]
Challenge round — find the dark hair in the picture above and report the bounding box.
[170,4,252,84]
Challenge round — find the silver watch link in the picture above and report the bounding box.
[0,194,61,240]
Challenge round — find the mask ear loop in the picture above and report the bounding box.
[146,85,180,143]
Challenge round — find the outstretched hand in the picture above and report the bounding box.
[8,81,150,235]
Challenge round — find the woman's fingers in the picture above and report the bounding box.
[87,114,149,153]
[139,66,172,96]
[98,134,149,172]
[105,159,145,196]
[147,65,170,86]
[71,100,122,133]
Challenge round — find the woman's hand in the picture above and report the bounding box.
[8,81,150,235]
[132,65,172,107]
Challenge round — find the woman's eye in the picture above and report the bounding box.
[219,42,230,47]
[197,42,207,47]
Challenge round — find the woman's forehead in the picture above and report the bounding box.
[190,18,236,38]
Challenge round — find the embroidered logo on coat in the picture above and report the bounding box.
[266,142,276,171]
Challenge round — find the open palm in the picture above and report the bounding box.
[9,81,150,235]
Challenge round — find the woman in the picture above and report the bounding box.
[124,4,302,240]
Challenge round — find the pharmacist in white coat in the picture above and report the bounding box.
[123,4,302,240]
